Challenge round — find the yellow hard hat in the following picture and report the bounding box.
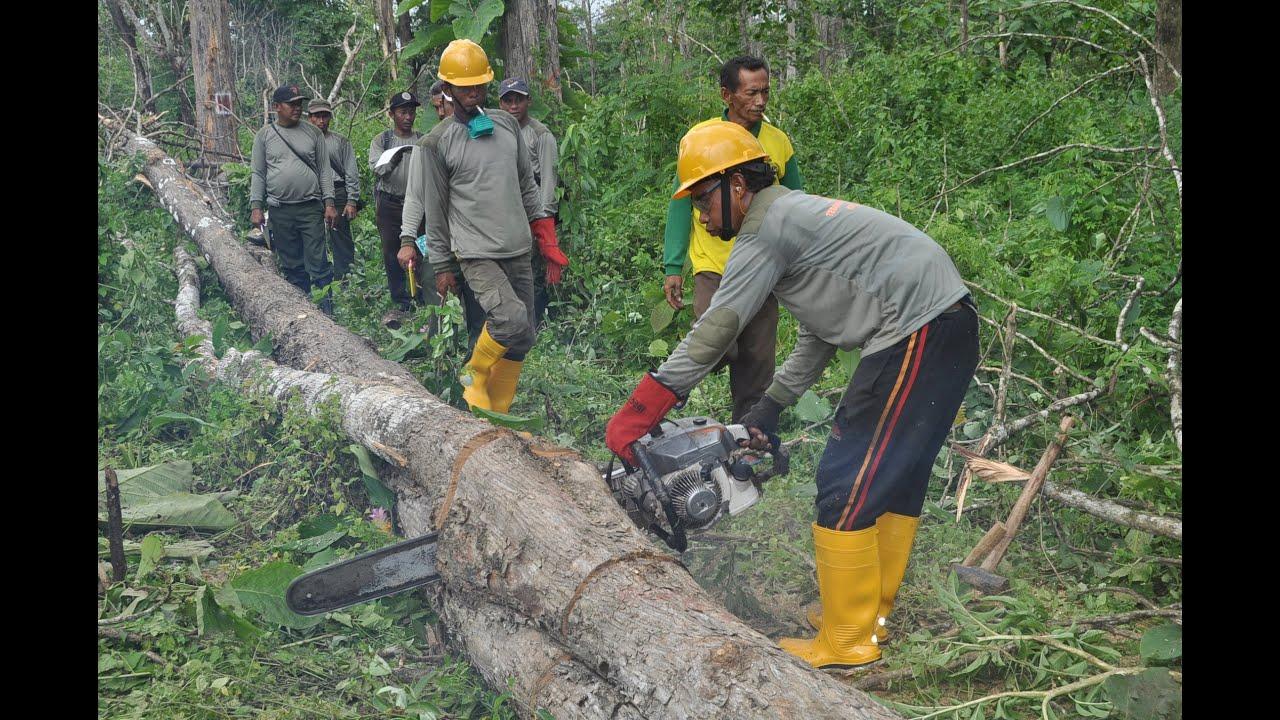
[438,39,494,86]
[673,121,768,199]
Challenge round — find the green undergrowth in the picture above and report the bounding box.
[99,160,519,720]
[101,8,1181,713]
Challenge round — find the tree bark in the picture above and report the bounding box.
[374,0,399,83]
[581,0,597,94]
[111,120,903,720]
[1040,481,1181,541]
[1154,0,1182,95]
[189,0,242,164]
[501,0,563,100]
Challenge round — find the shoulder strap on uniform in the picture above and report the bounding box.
[271,123,321,182]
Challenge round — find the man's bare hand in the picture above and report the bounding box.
[343,203,358,220]
[250,208,264,227]
[323,205,338,229]
[397,245,420,270]
[663,274,685,310]
[435,271,458,298]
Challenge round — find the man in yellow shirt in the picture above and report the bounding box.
[661,55,804,421]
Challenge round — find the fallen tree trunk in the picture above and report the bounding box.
[131,123,901,719]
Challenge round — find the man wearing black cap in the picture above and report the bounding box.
[306,99,361,281]
[499,77,564,325]
[369,91,430,321]
[250,84,338,314]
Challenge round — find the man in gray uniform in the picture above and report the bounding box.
[397,40,562,414]
[499,77,566,324]
[369,91,429,319]
[250,84,337,314]
[606,122,979,671]
[305,99,360,281]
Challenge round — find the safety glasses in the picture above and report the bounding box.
[692,179,722,213]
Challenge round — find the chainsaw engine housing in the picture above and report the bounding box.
[605,416,782,550]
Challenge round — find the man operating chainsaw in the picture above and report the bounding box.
[605,121,979,670]
[396,39,569,413]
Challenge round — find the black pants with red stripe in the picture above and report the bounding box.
[815,301,979,531]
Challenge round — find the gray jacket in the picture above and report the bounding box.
[369,129,421,198]
[250,121,335,209]
[521,117,559,218]
[323,130,360,204]
[653,186,969,406]
[400,109,543,274]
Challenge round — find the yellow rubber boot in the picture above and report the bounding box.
[804,513,920,643]
[873,512,920,644]
[487,358,524,414]
[462,325,507,411]
[779,523,881,668]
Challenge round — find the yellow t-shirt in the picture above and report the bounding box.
[687,117,795,276]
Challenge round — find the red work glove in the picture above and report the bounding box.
[530,217,569,285]
[605,373,680,464]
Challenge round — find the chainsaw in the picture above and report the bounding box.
[285,416,787,616]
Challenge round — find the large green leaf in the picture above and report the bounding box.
[429,0,450,22]
[349,445,397,511]
[286,528,347,554]
[135,534,164,581]
[647,339,669,357]
[1045,195,1071,232]
[105,493,237,530]
[650,299,676,333]
[836,348,861,377]
[794,390,833,423]
[232,561,324,629]
[401,24,456,60]
[98,461,194,509]
[1104,668,1181,720]
[1139,623,1182,664]
[150,411,211,431]
[397,0,428,17]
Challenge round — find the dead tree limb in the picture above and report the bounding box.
[327,17,364,104]
[1040,481,1181,541]
[119,120,902,720]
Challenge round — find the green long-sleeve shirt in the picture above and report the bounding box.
[662,115,804,277]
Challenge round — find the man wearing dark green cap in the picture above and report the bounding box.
[250,84,338,314]
[306,99,361,281]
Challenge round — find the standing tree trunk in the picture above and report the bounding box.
[190,0,242,164]
[104,0,157,113]
[500,0,562,100]
[581,0,597,94]
[959,0,970,53]
[1154,0,1182,94]
[374,0,399,83]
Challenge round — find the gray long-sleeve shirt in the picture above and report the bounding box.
[250,121,334,209]
[653,186,970,406]
[369,129,421,198]
[521,117,559,218]
[400,109,544,274]
[322,130,360,204]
